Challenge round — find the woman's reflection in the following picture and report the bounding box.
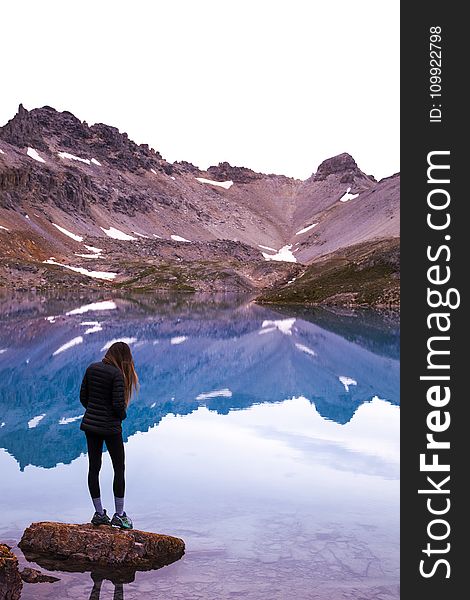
[89,571,125,600]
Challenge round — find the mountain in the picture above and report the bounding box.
[0,105,399,306]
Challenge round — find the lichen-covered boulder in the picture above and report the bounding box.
[18,522,185,570]
[0,544,22,600]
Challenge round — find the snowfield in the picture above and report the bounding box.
[261,244,297,263]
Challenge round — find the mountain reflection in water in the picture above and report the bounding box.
[0,294,399,471]
[0,293,400,600]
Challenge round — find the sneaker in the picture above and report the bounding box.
[91,509,111,526]
[111,512,133,530]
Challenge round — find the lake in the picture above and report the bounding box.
[0,293,400,599]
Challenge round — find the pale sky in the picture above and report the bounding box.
[1,0,399,180]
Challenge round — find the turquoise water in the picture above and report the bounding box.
[0,294,400,599]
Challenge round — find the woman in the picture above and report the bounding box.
[79,341,138,529]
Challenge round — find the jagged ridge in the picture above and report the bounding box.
[0,104,400,305]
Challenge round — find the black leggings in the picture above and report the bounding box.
[85,431,125,499]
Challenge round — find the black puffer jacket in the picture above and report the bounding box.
[79,361,127,435]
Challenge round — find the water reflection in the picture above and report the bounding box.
[89,576,123,600]
[20,549,135,599]
[0,294,399,471]
[0,293,400,600]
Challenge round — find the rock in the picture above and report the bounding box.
[313,152,367,182]
[20,566,60,583]
[0,543,22,600]
[207,161,264,183]
[18,522,185,571]
[173,160,200,174]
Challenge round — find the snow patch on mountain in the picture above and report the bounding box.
[262,245,297,263]
[171,235,191,243]
[339,188,359,202]
[52,223,84,242]
[44,259,117,280]
[84,245,103,254]
[196,177,233,190]
[296,223,318,235]
[58,151,91,165]
[27,148,46,163]
[100,226,137,241]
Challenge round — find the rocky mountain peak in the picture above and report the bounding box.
[0,104,51,151]
[312,152,368,183]
[206,162,264,183]
[0,104,168,174]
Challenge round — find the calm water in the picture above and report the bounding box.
[0,293,400,600]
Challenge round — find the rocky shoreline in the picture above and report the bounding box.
[0,237,399,308]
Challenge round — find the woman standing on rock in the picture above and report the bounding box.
[79,341,139,530]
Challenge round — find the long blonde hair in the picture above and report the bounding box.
[103,341,139,406]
